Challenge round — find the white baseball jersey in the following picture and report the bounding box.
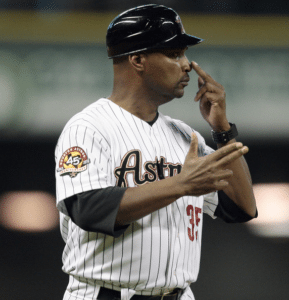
[55,98,219,300]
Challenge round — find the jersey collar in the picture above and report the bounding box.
[147,112,159,126]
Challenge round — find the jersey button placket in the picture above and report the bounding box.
[150,126,163,179]
[149,126,160,161]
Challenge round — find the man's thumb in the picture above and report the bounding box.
[188,132,199,159]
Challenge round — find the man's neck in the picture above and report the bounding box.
[108,92,160,123]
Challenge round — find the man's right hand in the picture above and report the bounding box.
[116,132,249,226]
[176,133,249,196]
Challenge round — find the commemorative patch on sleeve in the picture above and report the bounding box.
[57,147,90,178]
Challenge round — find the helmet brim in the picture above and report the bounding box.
[153,33,203,49]
[108,34,203,58]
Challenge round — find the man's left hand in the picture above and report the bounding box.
[191,61,230,132]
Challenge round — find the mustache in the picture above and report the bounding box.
[180,75,190,82]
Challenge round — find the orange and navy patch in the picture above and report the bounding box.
[57,146,90,178]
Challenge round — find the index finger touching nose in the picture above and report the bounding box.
[191,61,208,80]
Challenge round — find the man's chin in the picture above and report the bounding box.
[160,89,184,104]
[175,89,185,98]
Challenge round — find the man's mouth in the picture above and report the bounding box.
[180,76,190,84]
[180,77,190,86]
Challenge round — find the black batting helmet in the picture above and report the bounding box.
[106,4,203,58]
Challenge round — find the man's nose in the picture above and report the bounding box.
[182,55,192,72]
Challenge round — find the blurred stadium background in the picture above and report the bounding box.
[0,1,288,299]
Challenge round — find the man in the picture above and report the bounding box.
[55,4,257,300]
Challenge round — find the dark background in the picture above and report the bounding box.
[1,0,289,14]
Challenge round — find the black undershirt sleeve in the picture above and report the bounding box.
[64,185,256,237]
[64,186,129,238]
[215,190,258,223]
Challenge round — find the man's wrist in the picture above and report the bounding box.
[210,121,231,132]
[211,123,238,144]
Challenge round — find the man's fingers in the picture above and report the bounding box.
[186,132,199,160]
[194,84,207,102]
[198,76,205,89]
[191,61,224,90]
[215,180,230,190]
[213,170,235,190]
[216,146,249,168]
[214,169,234,181]
[208,142,247,162]
[194,81,224,102]
[194,82,217,102]
[191,61,209,80]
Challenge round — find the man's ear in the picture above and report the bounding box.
[128,53,146,71]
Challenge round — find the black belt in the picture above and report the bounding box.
[98,287,183,300]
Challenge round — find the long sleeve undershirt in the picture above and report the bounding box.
[64,187,257,237]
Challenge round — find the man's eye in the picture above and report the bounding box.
[171,52,181,59]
